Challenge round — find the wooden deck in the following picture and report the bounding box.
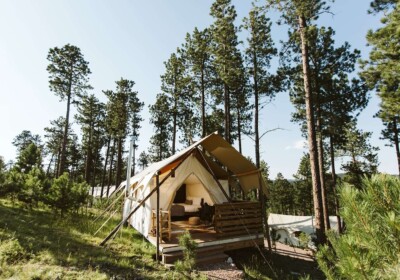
[147,202,265,265]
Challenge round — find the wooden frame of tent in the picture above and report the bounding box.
[100,133,270,264]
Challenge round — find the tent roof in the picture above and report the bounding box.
[123,132,266,194]
[268,213,340,235]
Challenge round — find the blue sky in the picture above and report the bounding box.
[0,0,395,179]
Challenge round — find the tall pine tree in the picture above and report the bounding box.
[47,44,92,177]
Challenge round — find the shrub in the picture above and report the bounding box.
[0,237,29,265]
[317,174,400,279]
[17,167,46,207]
[298,232,311,249]
[0,170,25,200]
[46,173,90,216]
[175,231,197,276]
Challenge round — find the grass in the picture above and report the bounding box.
[0,198,324,279]
[0,198,199,279]
[229,248,324,280]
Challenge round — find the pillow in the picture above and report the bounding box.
[185,199,193,205]
[192,197,202,205]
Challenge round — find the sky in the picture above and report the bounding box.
[0,0,395,179]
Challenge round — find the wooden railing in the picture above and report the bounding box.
[214,201,263,238]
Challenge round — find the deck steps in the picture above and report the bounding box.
[162,245,227,265]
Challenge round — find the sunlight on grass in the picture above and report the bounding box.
[0,198,185,279]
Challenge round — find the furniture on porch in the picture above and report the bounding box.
[151,209,171,242]
[188,216,201,225]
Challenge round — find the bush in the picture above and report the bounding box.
[175,231,197,276]
[0,170,25,200]
[17,167,46,207]
[46,173,90,216]
[317,174,400,279]
[0,237,29,265]
[298,232,311,249]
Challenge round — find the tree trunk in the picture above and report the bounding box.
[115,136,123,189]
[107,139,116,197]
[58,92,71,177]
[172,99,177,155]
[298,15,326,244]
[85,123,93,183]
[316,108,330,230]
[224,83,231,143]
[201,66,206,137]
[132,138,136,175]
[46,153,54,176]
[237,106,242,154]
[329,134,342,233]
[393,118,400,176]
[253,52,260,169]
[100,137,111,198]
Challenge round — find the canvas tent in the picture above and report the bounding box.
[268,213,340,246]
[119,132,267,240]
[90,185,116,198]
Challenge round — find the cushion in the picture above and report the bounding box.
[185,199,193,205]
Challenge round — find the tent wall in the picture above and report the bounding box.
[186,182,213,205]
[125,155,229,238]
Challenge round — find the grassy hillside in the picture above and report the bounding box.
[0,199,189,279]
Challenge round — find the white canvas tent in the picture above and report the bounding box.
[118,132,267,240]
[268,213,340,246]
[90,185,116,198]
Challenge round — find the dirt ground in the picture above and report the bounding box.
[198,240,325,280]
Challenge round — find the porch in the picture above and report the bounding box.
[148,201,265,265]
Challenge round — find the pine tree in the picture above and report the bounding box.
[317,175,400,279]
[293,154,314,215]
[128,89,144,175]
[148,94,172,162]
[379,113,400,175]
[243,4,279,167]
[183,27,215,138]
[75,94,105,184]
[138,151,149,171]
[44,117,73,177]
[266,0,332,244]
[12,130,42,154]
[47,44,92,177]
[230,55,252,154]
[361,2,400,175]
[339,121,379,188]
[269,173,294,214]
[160,52,193,151]
[104,78,136,187]
[210,0,243,143]
[14,143,42,174]
[368,0,396,14]
[284,26,369,230]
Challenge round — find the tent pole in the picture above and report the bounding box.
[156,172,160,263]
[100,146,199,246]
[196,147,231,202]
[125,135,134,195]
